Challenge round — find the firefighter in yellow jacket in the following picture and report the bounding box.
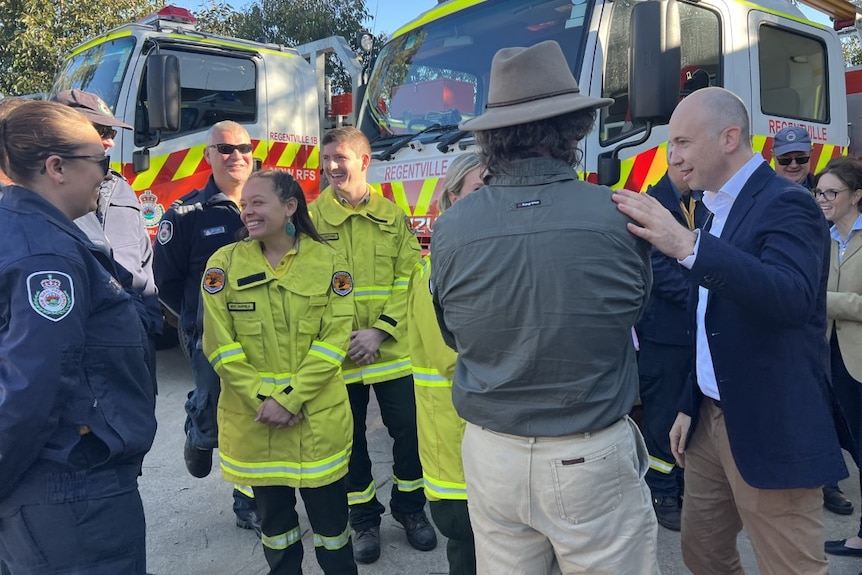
[408,153,484,575]
[310,127,432,565]
[202,170,358,575]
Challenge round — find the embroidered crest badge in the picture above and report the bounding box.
[157,220,173,245]
[28,271,75,321]
[332,271,353,296]
[139,190,165,230]
[203,267,226,294]
[404,216,417,234]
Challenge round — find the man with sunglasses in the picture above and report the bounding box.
[773,126,815,190]
[154,120,261,535]
[52,89,163,400]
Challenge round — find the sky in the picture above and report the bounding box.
[169,0,438,36]
[364,0,438,36]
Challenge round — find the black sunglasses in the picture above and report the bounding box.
[209,143,253,155]
[61,154,111,176]
[95,125,118,140]
[775,155,809,166]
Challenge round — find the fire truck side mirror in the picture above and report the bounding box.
[629,0,681,124]
[146,54,181,132]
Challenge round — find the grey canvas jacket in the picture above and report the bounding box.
[431,157,652,436]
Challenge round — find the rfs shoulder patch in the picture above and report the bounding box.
[405,216,417,234]
[203,267,226,294]
[28,271,74,321]
[332,271,353,296]
[157,220,173,245]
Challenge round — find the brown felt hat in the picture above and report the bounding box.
[459,40,614,132]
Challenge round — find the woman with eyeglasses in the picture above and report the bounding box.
[407,153,484,575]
[0,100,156,573]
[813,157,862,561]
[201,169,358,575]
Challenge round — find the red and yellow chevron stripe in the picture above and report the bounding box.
[583,136,845,191]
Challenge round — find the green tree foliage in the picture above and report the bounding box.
[191,0,375,93]
[0,0,161,96]
[194,0,243,37]
[844,35,862,67]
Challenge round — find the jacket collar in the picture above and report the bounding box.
[1,185,119,274]
[486,157,577,187]
[201,176,237,207]
[720,162,774,241]
[1,185,91,242]
[317,186,396,226]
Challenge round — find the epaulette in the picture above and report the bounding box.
[170,188,205,210]
[175,202,204,215]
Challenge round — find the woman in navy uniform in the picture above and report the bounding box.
[0,100,157,574]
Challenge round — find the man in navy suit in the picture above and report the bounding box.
[613,87,847,575]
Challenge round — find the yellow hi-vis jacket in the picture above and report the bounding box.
[407,255,467,501]
[309,186,421,385]
[201,236,355,489]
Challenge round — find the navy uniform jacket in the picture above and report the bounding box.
[0,187,156,504]
[153,177,243,335]
[680,162,847,489]
[636,174,710,345]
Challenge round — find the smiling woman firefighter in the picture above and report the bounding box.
[201,169,358,575]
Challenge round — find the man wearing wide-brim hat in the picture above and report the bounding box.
[430,40,659,574]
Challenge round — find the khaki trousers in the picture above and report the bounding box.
[462,417,659,575]
[681,401,827,575]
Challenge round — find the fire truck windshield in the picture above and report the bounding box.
[50,36,136,113]
[359,0,594,142]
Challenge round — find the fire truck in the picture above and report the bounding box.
[48,6,361,241]
[357,0,862,248]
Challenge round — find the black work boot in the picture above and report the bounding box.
[183,434,213,478]
[392,510,438,551]
[235,508,262,537]
[652,496,681,531]
[352,526,380,564]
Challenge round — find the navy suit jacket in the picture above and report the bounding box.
[680,161,848,489]
[637,175,710,345]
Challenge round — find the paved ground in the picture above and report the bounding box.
[143,345,862,574]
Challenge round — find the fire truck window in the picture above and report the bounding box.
[601,0,721,144]
[758,25,827,122]
[137,49,257,143]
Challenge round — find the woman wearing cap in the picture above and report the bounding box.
[0,100,156,573]
[811,157,862,561]
[408,153,483,575]
[201,169,358,575]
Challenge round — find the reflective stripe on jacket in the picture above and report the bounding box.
[407,255,467,501]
